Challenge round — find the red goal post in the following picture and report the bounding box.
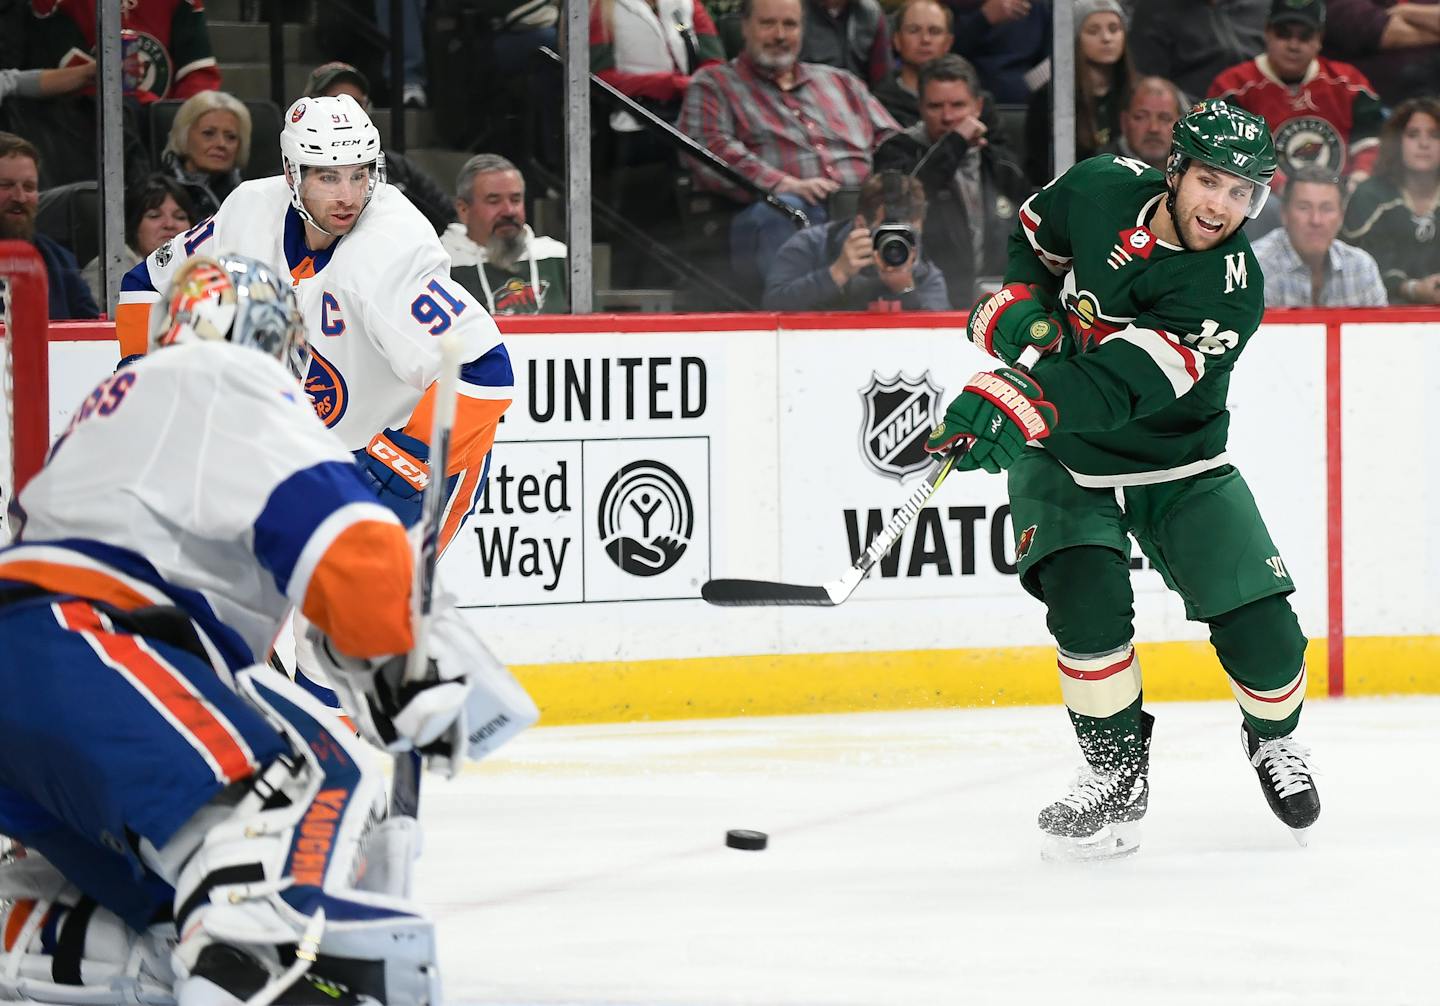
[0,241,50,526]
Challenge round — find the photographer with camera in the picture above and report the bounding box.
[763,170,948,310]
[874,54,1031,308]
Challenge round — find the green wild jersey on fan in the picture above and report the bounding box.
[1004,155,1265,486]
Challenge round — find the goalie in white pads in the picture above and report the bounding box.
[0,255,538,1004]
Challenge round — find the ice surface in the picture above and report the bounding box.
[418,698,1438,1006]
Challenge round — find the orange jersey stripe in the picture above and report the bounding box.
[301,519,413,659]
[58,601,255,783]
[402,390,509,475]
[0,559,155,612]
[438,463,483,557]
[290,257,317,283]
[115,301,153,358]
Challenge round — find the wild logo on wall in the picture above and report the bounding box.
[597,459,694,576]
[858,372,941,481]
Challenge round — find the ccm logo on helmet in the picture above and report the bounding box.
[368,435,430,491]
[332,139,364,147]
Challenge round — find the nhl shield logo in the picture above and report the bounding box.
[858,372,942,481]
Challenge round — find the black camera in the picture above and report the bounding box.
[872,223,917,268]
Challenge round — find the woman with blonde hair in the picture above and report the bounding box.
[161,90,252,218]
[1023,0,1136,186]
[1344,96,1440,305]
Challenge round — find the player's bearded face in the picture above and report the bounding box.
[0,154,39,241]
[300,164,373,235]
[1171,165,1252,251]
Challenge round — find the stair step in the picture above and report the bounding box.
[219,62,316,103]
[208,21,322,65]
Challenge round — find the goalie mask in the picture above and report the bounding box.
[155,254,311,379]
[280,94,385,234]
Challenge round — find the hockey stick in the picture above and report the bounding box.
[389,331,465,821]
[701,345,1041,608]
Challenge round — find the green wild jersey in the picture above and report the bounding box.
[1004,155,1265,486]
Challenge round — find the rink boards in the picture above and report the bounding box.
[29,309,1440,721]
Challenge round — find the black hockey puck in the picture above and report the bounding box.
[725,829,768,851]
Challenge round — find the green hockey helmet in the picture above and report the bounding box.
[1168,99,1278,219]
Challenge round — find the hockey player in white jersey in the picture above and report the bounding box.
[0,255,538,1004]
[116,93,511,704]
[117,93,511,547]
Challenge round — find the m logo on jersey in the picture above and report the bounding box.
[858,372,942,481]
[1224,253,1248,293]
[302,347,348,428]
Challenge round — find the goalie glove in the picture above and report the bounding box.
[307,597,539,775]
[967,283,1063,366]
[354,427,434,527]
[924,368,1057,475]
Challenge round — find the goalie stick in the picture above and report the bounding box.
[389,331,465,824]
[701,345,1041,608]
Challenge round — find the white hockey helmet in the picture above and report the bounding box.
[154,254,311,379]
[280,94,386,231]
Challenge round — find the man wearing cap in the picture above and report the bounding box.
[1207,0,1383,188]
[305,60,456,234]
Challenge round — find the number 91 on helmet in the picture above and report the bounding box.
[152,254,311,380]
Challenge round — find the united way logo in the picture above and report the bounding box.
[302,347,348,428]
[858,372,941,481]
[597,460,693,577]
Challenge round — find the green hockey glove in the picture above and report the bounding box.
[924,368,1058,474]
[966,283,1063,366]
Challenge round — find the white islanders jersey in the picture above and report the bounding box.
[1,343,412,670]
[117,177,514,451]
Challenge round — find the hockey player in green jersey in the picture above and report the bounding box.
[925,99,1320,859]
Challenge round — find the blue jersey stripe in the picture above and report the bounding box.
[253,460,380,597]
[461,345,514,389]
[0,538,253,669]
[120,258,157,294]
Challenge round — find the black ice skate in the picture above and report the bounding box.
[1039,711,1154,862]
[1242,722,1320,845]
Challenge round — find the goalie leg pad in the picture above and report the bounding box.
[162,672,440,1006]
[0,853,175,1005]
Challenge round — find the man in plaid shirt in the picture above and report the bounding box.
[678,0,898,291]
[1251,166,1387,306]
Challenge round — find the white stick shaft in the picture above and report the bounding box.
[404,331,465,685]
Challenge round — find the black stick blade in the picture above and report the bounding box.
[701,578,836,607]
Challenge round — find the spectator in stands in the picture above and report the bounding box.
[376,0,429,107]
[444,154,570,314]
[1208,0,1383,188]
[1128,0,1268,101]
[0,131,98,319]
[871,0,953,127]
[951,0,1051,105]
[304,61,455,235]
[1322,0,1439,108]
[678,0,898,291]
[1024,0,1133,185]
[25,0,221,104]
[1252,165,1387,306]
[1112,75,1185,171]
[159,90,249,218]
[763,170,948,310]
[590,0,724,133]
[1343,97,1440,305]
[874,54,1029,306]
[798,0,890,86]
[79,174,193,309]
[0,63,96,106]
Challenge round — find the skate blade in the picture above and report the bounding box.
[1288,826,1311,848]
[1040,823,1141,863]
